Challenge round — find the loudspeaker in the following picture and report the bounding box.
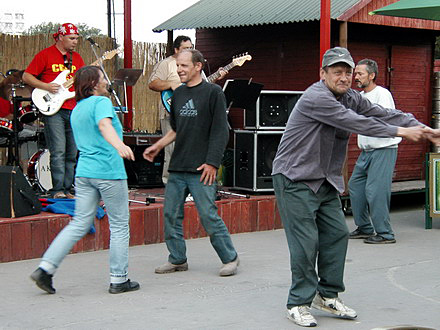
[0,166,42,218]
[124,146,164,188]
[233,130,282,192]
[244,90,303,129]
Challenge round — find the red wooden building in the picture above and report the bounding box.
[154,0,440,183]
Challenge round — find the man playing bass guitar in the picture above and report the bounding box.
[23,23,85,198]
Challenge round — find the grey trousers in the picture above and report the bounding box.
[348,148,397,239]
[273,174,349,308]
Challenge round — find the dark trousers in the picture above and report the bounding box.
[273,174,349,308]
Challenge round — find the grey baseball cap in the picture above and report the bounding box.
[322,47,355,68]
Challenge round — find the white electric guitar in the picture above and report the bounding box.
[32,49,121,116]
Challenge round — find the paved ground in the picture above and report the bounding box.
[0,194,439,330]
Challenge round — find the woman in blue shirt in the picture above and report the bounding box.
[31,66,139,295]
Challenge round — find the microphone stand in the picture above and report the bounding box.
[89,43,125,112]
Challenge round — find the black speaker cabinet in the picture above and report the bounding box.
[124,146,164,188]
[0,166,42,218]
[244,90,303,129]
[233,130,282,192]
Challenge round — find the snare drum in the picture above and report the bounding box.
[18,104,38,124]
[27,149,53,192]
[0,118,13,133]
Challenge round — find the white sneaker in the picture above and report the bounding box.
[286,305,317,327]
[219,256,239,276]
[311,293,357,319]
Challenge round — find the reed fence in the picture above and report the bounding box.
[0,33,166,133]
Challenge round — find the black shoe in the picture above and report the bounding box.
[109,279,140,294]
[364,235,396,244]
[349,228,374,239]
[30,268,56,294]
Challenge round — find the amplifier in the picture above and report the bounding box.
[233,130,282,192]
[123,133,161,146]
[123,133,164,188]
[244,90,303,130]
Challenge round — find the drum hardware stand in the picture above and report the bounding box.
[7,86,46,192]
[128,197,158,206]
[7,86,32,168]
[217,190,250,199]
[89,42,125,112]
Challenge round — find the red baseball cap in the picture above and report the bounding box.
[53,23,79,40]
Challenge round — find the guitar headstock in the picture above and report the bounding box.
[101,48,123,61]
[232,53,252,67]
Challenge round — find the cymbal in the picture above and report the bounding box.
[0,70,33,99]
[3,84,33,99]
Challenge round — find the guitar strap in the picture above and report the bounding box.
[63,51,73,72]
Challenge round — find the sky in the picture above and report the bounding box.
[6,0,199,43]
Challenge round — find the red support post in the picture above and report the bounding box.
[320,0,331,66]
[123,0,133,131]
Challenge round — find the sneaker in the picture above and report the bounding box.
[287,305,317,327]
[53,192,67,199]
[219,256,240,276]
[349,228,374,239]
[364,235,396,244]
[155,262,188,274]
[109,279,140,294]
[311,293,357,319]
[30,268,56,294]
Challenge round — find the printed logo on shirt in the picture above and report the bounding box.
[51,64,77,73]
[179,99,197,117]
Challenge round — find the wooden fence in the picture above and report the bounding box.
[0,33,166,133]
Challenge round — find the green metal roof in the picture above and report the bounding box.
[153,0,362,32]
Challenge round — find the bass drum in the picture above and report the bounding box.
[27,149,52,192]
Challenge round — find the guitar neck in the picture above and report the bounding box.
[63,58,103,89]
[206,61,236,83]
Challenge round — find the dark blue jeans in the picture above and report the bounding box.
[43,109,77,195]
[164,172,237,265]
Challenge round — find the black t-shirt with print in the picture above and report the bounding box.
[169,80,229,172]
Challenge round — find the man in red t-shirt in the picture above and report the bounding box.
[23,23,85,198]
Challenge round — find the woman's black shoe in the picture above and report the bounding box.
[109,279,140,294]
[30,268,56,294]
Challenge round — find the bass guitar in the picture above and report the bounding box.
[32,49,121,116]
[161,53,252,112]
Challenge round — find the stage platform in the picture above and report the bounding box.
[0,187,280,263]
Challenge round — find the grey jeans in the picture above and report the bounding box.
[273,174,349,307]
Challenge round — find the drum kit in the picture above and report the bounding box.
[0,70,52,194]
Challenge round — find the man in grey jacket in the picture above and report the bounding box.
[272,47,436,327]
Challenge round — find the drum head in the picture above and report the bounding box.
[28,149,53,192]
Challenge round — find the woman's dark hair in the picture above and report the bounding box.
[74,66,102,101]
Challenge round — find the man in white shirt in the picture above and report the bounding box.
[349,59,400,244]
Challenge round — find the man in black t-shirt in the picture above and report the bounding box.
[144,49,239,277]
